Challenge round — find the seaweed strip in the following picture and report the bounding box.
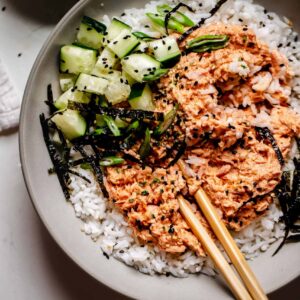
[40,114,70,199]
[178,0,228,42]
[74,145,108,197]
[168,139,187,167]
[164,3,195,35]
[285,234,300,243]
[273,143,300,254]
[44,84,56,115]
[273,228,289,256]
[255,127,284,166]
[68,101,164,121]
[68,169,91,184]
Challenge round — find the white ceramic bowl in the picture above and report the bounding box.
[19,0,300,299]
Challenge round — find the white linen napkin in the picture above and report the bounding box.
[0,59,19,132]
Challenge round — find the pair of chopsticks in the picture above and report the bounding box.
[177,159,267,300]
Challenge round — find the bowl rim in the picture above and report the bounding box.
[19,0,300,298]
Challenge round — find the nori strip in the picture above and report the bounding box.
[255,127,284,166]
[178,0,228,42]
[74,145,108,197]
[273,140,300,255]
[168,139,187,167]
[164,3,195,35]
[68,101,164,121]
[285,234,300,243]
[44,84,56,115]
[40,114,70,199]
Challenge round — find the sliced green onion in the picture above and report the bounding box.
[93,127,107,135]
[146,13,185,34]
[187,34,229,52]
[192,43,229,53]
[157,4,195,27]
[127,120,140,132]
[154,104,178,136]
[139,128,151,159]
[114,117,129,129]
[103,115,121,136]
[132,31,158,41]
[99,95,109,107]
[100,156,125,166]
[80,163,92,170]
[143,68,169,81]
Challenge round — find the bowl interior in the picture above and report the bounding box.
[20,0,300,299]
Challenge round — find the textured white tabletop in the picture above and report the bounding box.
[0,0,298,299]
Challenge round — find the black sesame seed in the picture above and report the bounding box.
[120,78,124,83]
[17,53,22,57]
[145,25,150,28]
[2,6,6,11]
[113,41,118,44]
[199,3,202,7]
[121,12,126,16]
[162,40,166,45]
[87,27,92,31]
[278,43,283,48]
[242,27,248,31]
[134,70,138,73]
[238,18,243,22]
[154,46,158,50]
[280,63,285,67]
[168,46,171,50]
[184,66,188,71]
[168,225,175,234]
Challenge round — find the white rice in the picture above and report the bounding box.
[67,0,300,276]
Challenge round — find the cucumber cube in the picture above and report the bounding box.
[51,109,86,140]
[75,73,109,95]
[54,87,90,110]
[60,45,97,75]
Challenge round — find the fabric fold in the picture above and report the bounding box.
[0,59,19,132]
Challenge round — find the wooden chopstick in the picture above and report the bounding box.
[177,159,268,300]
[178,196,252,300]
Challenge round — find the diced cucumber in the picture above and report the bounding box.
[121,53,161,82]
[134,41,149,53]
[128,83,155,111]
[76,16,106,49]
[122,70,137,86]
[149,36,181,64]
[143,68,169,81]
[51,109,86,140]
[104,18,131,45]
[75,73,109,95]
[108,31,140,58]
[60,45,97,75]
[98,70,123,81]
[104,72,131,105]
[54,87,91,110]
[59,74,77,92]
[92,47,119,76]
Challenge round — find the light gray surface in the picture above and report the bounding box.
[0,0,299,299]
